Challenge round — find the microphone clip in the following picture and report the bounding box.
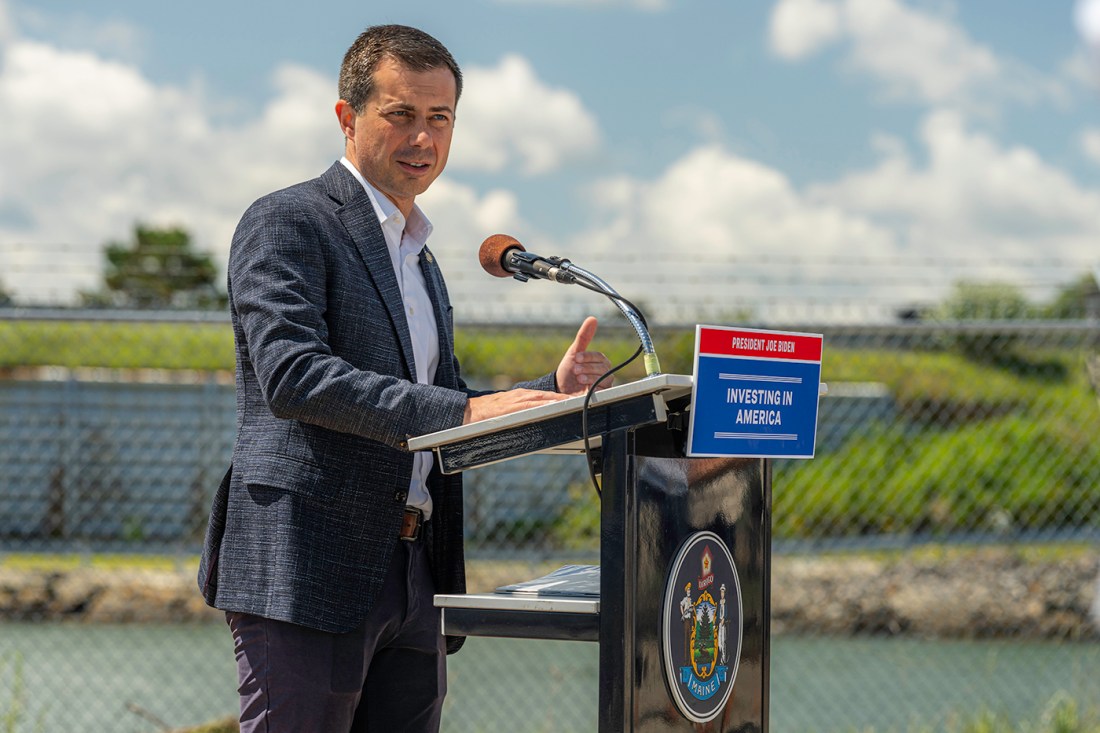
[504,250,577,284]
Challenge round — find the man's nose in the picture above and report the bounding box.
[408,120,432,147]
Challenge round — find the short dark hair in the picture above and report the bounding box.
[339,24,463,113]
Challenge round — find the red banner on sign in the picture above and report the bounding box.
[698,327,822,362]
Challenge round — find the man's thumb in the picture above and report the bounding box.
[571,316,599,353]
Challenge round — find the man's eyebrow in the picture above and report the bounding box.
[379,102,454,114]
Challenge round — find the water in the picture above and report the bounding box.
[1,623,1098,732]
[768,636,1100,732]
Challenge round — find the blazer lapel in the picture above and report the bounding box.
[418,245,458,390]
[325,163,417,381]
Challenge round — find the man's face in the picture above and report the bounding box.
[338,57,457,217]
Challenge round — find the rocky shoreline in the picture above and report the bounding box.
[2,548,1098,639]
[770,548,1100,640]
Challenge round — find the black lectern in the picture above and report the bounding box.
[408,374,771,732]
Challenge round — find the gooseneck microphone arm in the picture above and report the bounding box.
[479,235,662,376]
[555,261,661,377]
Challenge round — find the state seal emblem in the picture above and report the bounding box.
[661,531,743,723]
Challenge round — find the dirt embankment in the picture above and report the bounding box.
[1,549,1098,639]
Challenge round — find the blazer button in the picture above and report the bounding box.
[394,490,408,503]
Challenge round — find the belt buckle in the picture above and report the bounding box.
[401,507,422,542]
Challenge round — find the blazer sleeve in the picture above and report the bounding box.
[229,194,469,448]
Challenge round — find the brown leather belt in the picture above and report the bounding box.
[399,507,423,541]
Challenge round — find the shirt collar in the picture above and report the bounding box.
[339,157,434,248]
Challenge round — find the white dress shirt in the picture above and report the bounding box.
[341,157,440,519]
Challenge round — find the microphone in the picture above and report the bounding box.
[479,235,577,284]
[477,234,662,376]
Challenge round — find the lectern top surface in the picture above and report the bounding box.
[407,373,692,452]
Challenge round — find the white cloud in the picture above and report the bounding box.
[810,109,1100,271]
[418,178,527,263]
[769,0,843,60]
[497,116,1100,322]
[1082,128,1100,166]
[540,145,904,322]
[428,149,895,324]
[584,144,891,259]
[0,38,338,303]
[1074,0,1100,89]
[1078,0,1100,49]
[0,7,601,307]
[0,27,574,307]
[449,54,600,176]
[414,178,545,315]
[1062,50,1100,91]
[0,0,13,44]
[1,2,1093,325]
[842,0,1000,105]
[768,0,1061,111]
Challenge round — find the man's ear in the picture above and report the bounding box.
[335,100,356,139]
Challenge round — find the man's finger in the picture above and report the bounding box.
[570,316,599,354]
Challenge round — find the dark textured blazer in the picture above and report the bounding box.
[198,162,554,649]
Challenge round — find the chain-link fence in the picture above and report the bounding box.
[1,306,1099,732]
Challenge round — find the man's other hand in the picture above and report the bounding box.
[555,316,613,395]
[463,389,568,424]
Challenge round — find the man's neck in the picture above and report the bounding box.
[342,154,414,219]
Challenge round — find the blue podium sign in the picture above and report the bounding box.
[687,325,823,458]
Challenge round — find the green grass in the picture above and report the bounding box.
[0,654,46,733]
[0,320,651,376]
[2,319,1098,539]
[0,320,234,371]
[0,553,195,572]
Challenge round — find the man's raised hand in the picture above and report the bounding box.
[555,316,613,395]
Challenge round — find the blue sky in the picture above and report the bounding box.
[1,0,1099,322]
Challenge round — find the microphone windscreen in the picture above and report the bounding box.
[479,234,524,278]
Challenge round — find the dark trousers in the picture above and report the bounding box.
[227,537,446,733]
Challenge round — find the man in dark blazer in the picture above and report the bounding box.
[198,24,611,733]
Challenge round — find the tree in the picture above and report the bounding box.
[82,224,226,309]
[0,281,11,307]
[694,605,716,668]
[1043,272,1100,319]
[934,281,1034,366]
[934,280,1072,377]
[936,281,1035,321]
